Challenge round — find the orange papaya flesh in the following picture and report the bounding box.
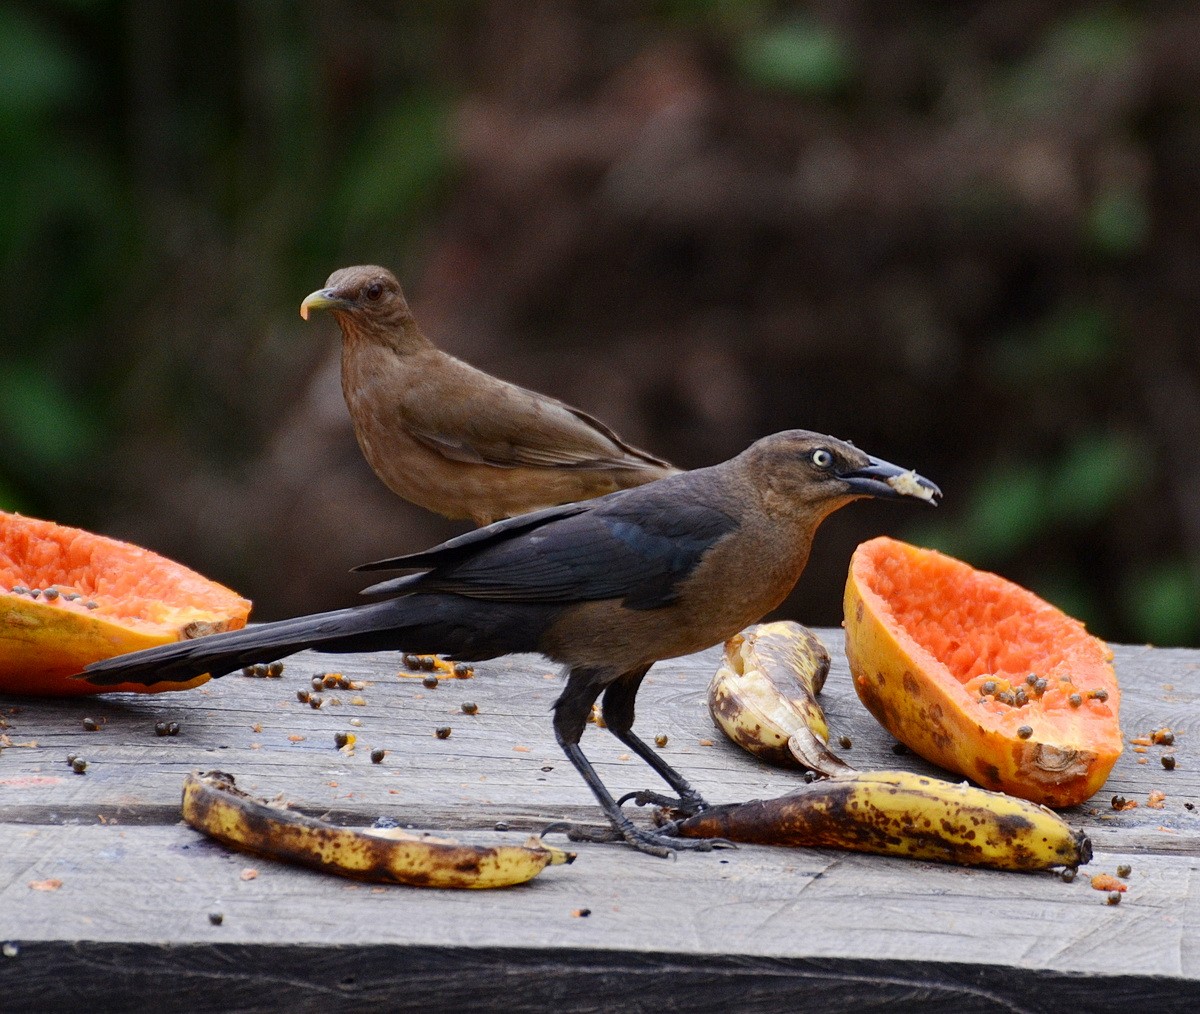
[0,511,251,695]
[844,536,1120,808]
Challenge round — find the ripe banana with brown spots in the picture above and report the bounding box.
[707,621,855,775]
[182,770,574,889]
[669,769,1091,872]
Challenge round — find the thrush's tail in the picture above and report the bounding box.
[80,594,553,689]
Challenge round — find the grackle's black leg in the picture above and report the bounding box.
[601,667,708,815]
[548,666,729,857]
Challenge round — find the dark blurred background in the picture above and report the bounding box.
[3,1,1198,644]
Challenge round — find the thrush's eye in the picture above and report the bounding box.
[811,448,833,468]
[365,282,384,301]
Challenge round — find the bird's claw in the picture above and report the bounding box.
[541,819,733,857]
[616,788,710,816]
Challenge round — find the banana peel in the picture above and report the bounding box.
[181,771,574,889]
[669,769,1091,872]
[708,621,854,775]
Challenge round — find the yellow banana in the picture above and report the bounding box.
[707,621,854,775]
[181,770,574,889]
[669,769,1091,871]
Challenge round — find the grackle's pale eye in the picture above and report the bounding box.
[811,449,833,468]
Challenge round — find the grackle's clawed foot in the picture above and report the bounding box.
[541,820,733,858]
[616,788,709,816]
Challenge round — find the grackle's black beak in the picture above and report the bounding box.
[839,456,941,505]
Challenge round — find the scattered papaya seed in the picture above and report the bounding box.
[461,702,478,715]
[1162,755,1177,771]
[370,747,386,764]
[1111,795,1127,810]
[266,662,285,678]
[892,742,909,755]
[1117,863,1132,878]
[1107,892,1122,905]
[81,717,100,731]
[1185,802,1194,811]
[71,757,87,774]
[1060,867,1076,883]
[435,726,452,739]
[208,912,224,926]
[154,722,169,737]
[572,908,591,918]
[1017,725,1033,740]
[422,675,439,690]
[494,821,510,831]
[1152,728,1175,746]
[453,663,473,678]
[309,696,323,710]
[296,690,310,703]
[65,753,77,765]
[1089,687,1108,701]
[166,722,180,736]
[655,733,669,748]
[838,734,853,749]
[541,764,554,772]
[311,676,324,692]
[803,770,817,783]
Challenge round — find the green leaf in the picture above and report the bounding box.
[0,8,84,119]
[1085,186,1150,257]
[1048,431,1143,526]
[336,93,453,239]
[0,362,97,468]
[1124,563,1200,647]
[736,18,854,97]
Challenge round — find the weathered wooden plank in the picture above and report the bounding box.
[2,636,1196,847]
[2,941,1195,1014]
[0,822,1196,1007]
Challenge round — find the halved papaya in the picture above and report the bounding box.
[844,536,1120,807]
[0,511,251,695]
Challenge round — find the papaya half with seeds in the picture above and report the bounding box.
[0,511,251,695]
[844,537,1120,808]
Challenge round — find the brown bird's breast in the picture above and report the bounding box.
[341,343,672,525]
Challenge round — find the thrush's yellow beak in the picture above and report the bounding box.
[299,288,354,320]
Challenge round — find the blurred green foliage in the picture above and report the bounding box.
[0,2,1196,645]
[735,17,854,97]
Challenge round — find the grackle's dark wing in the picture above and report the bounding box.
[359,480,739,611]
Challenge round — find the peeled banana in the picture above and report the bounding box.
[181,770,574,889]
[669,769,1091,871]
[707,621,854,776]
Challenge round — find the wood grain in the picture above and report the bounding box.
[1,631,1197,1010]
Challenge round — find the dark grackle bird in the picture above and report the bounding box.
[82,431,940,855]
[300,265,677,527]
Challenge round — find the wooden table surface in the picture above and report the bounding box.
[1,629,1197,1012]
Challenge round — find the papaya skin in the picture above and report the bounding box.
[0,511,250,696]
[843,538,1121,809]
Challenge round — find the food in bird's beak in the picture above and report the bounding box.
[844,537,1121,807]
[707,621,854,776]
[886,468,938,503]
[181,770,574,888]
[0,510,250,696]
[668,769,1091,871]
